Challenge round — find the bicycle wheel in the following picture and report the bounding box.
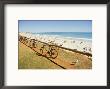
[39,48,43,55]
[50,49,58,59]
[29,40,31,47]
[26,39,28,46]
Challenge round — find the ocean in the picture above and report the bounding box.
[33,32,92,40]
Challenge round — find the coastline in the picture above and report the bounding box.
[19,32,92,55]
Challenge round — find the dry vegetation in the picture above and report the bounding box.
[18,42,92,69]
[18,42,62,69]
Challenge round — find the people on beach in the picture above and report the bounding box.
[19,32,92,54]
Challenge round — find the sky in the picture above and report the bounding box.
[19,20,92,33]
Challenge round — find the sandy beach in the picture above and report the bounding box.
[19,32,92,54]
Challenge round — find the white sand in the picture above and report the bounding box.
[19,32,92,54]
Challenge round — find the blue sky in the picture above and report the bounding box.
[19,20,92,33]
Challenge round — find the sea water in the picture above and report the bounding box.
[33,32,92,41]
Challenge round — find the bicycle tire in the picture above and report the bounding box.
[39,48,43,55]
[50,49,58,59]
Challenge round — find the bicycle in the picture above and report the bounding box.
[39,44,58,59]
[19,36,23,42]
